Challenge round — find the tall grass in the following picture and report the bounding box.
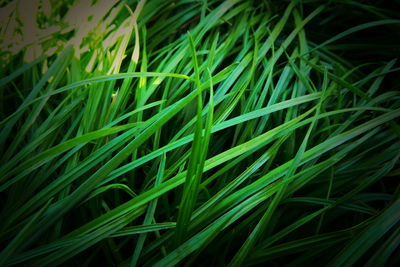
[1,0,400,266]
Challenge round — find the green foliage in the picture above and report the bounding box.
[1,0,400,266]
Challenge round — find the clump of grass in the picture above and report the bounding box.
[1,0,400,266]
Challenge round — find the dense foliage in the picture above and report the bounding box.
[1,0,400,266]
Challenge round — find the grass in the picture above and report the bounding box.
[0,0,400,266]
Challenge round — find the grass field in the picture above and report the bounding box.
[1,0,400,266]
